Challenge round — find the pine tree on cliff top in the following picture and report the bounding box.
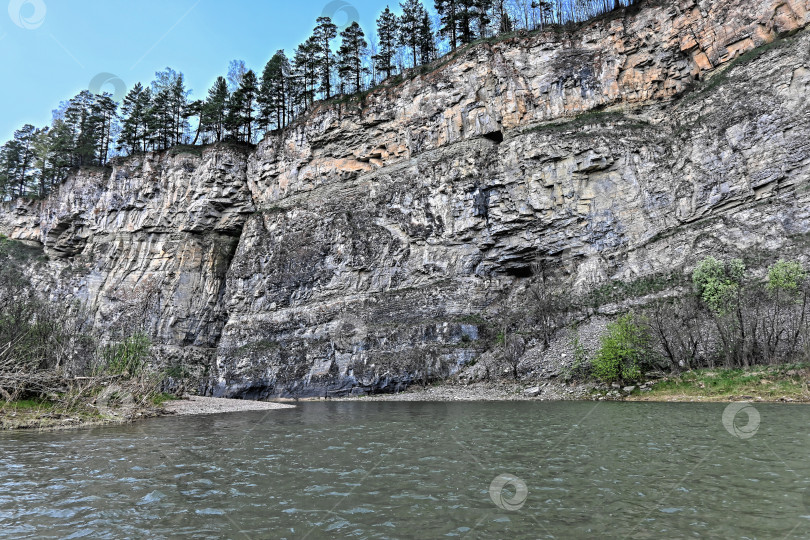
[374,6,398,81]
[202,77,229,143]
[338,22,369,94]
[119,83,151,155]
[399,0,427,68]
[238,70,259,143]
[313,16,338,99]
[259,50,291,131]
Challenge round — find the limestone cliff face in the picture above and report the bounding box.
[1,0,809,397]
[0,149,254,378]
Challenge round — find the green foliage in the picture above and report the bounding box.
[3,397,56,410]
[98,333,151,376]
[592,313,655,383]
[692,257,745,314]
[681,29,802,105]
[150,392,178,406]
[167,144,203,157]
[767,260,806,294]
[522,110,649,137]
[646,363,810,400]
[457,314,486,325]
[583,271,686,308]
[337,22,368,95]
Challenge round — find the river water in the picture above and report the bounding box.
[1,401,809,539]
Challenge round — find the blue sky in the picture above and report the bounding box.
[0,0,412,141]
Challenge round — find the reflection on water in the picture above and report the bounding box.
[1,401,809,538]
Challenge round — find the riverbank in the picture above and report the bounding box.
[0,395,295,430]
[626,363,810,402]
[335,381,596,401]
[0,398,164,431]
[4,364,808,429]
[337,364,810,403]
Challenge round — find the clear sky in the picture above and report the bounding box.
[0,0,412,142]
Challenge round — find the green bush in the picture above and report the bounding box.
[767,260,806,293]
[592,314,656,383]
[98,333,151,376]
[692,256,745,314]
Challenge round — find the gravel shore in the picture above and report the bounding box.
[164,396,295,416]
[333,381,594,402]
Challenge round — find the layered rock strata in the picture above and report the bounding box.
[1,0,808,397]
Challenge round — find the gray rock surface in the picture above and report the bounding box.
[1,0,809,398]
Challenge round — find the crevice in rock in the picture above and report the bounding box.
[483,130,504,144]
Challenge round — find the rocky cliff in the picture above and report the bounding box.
[2,0,809,397]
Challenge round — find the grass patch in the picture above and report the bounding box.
[681,28,806,105]
[257,205,287,215]
[168,144,204,157]
[456,314,487,325]
[581,270,688,308]
[3,398,57,411]
[0,398,104,430]
[150,392,179,407]
[634,364,810,401]
[518,110,650,137]
[0,235,46,263]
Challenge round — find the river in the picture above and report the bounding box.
[1,401,808,538]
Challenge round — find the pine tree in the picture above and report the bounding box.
[46,119,74,187]
[532,0,553,27]
[170,73,190,145]
[10,125,36,197]
[184,99,204,144]
[203,77,229,143]
[225,89,243,141]
[64,91,98,166]
[92,93,117,166]
[148,87,173,150]
[259,50,291,132]
[150,68,185,149]
[31,127,54,197]
[435,0,459,50]
[0,143,13,200]
[293,37,320,111]
[399,0,428,68]
[418,11,437,64]
[457,0,474,44]
[313,17,338,99]
[338,22,369,94]
[238,70,259,143]
[118,83,151,155]
[374,6,399,80]
[474,0,493,38]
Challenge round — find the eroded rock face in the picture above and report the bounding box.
[0,149,255,382]
[1,0,809,397]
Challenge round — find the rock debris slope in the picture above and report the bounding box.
[1,0,808,397]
